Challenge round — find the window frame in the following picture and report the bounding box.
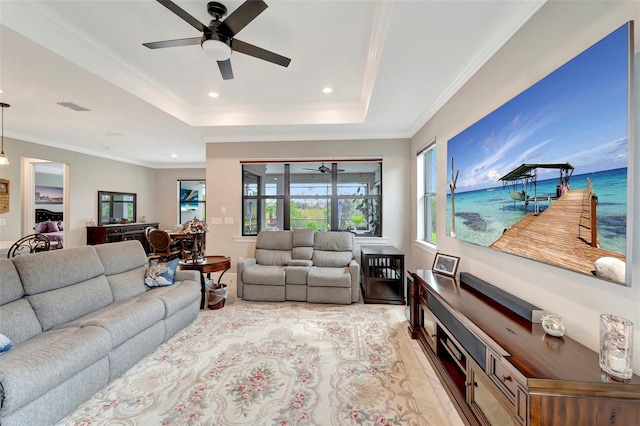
[178,179,206,224]
[241,161,382,236]
[420,142,437,245]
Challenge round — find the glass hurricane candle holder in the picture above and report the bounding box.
[600,314,633,380]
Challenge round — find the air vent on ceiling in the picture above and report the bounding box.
[57,101,90,112]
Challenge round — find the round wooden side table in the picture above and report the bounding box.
[179,255,231,309]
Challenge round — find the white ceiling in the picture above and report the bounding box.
[0,0,545,168]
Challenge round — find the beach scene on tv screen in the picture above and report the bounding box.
[446,23,630,283]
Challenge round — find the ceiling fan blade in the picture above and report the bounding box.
[218,59,234,80]
[217,0,268,38]
[143,37,201,49]
[157,0,207,33]
[232,39,291,67]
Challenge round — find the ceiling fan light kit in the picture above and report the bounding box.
[201,37,231,61]
[145,0,290,80]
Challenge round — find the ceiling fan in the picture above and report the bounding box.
[143,0,291,80]
[303,163,345,174]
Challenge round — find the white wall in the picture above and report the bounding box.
[205,139,410,270]
[0,136,156,248]
[411,1,640,372]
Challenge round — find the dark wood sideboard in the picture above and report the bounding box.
[408,270,640,426]
[87,223,158,253]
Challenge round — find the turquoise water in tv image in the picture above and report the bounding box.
[446,167,627,253]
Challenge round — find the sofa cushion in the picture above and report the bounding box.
[13,246,105,295]
[94,240,148,275]
[312,232,354,267]
[293,228,315,247]
[14,246,114,331]
[58,296,165,348]
[242,264,286,286]
[312,251,353,268]
[256,230,293,250]
[292,247,313,261]
[0,259,24,305]
[141,280,200,318]
[287,259,313,267]
[145,258,179,288]
[95,240,148,300]
[255,249,292,266]
[313,231,354,251]
[0,260,43,345]
[27,275,114,331]
[0,325,111,415]
[285,266,310,285]
[307,266,352,288]
[107,265,148,302]
[0,299,42,345]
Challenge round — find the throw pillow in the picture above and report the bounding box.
[0,333,13,353]
[145,258,179,288]
[46,220,60,233]
[57,221,64,231]
[34,222,48,233]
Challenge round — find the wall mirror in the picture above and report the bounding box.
[98,191,137,225]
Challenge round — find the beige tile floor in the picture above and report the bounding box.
[210,272,465,425]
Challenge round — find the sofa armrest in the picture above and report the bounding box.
[237,258,257,298]
[349,259,360,302]
[175,269,199,283]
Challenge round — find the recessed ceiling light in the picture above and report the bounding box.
[322,87,333,94]
[208,92,219,98]
[171,154,179,158]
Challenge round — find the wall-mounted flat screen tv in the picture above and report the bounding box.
[446,22,634,286]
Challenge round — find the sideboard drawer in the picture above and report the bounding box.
[489,354,518,402]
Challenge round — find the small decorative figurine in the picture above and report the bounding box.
[541,314,566,337]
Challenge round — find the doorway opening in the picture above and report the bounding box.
[21,158,69,249]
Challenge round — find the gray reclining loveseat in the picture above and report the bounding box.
[237,230,359,304]
[0,240,200,426]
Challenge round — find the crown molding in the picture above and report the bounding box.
[408,0,547,136]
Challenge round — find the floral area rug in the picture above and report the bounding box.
[58,303,450,426]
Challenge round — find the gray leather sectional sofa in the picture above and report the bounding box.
[0,240,201,426]
[237,229,359,304]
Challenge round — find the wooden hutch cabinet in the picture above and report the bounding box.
[408,270,640,426]
[87,223,158,253]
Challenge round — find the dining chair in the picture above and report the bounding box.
[147,229,181,262]
[7,233,51,258]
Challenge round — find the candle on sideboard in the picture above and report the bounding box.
[608,353,628,373]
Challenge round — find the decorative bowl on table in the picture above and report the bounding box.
[541,314,566,337]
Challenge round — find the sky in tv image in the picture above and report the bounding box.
[446,22,630,283]
[448,23,629,194]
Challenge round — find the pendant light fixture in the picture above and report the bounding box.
[0,102,9,166]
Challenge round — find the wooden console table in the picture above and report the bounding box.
[408,270,640,425]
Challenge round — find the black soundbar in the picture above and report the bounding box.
[460,272,546,323]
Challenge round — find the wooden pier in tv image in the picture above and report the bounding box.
[490,163,625,277]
